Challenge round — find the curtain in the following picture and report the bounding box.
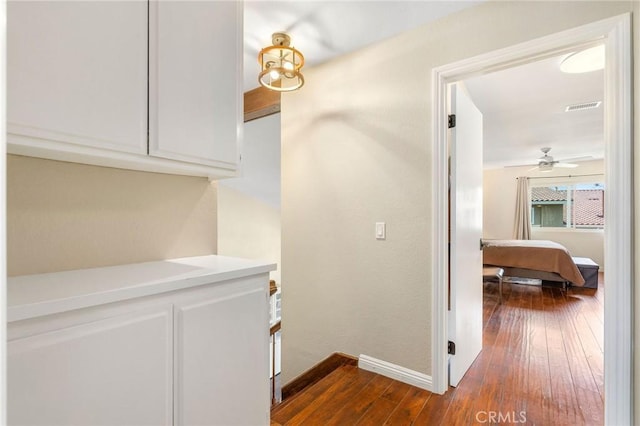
[513,177,532,240]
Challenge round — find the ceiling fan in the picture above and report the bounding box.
[512,147,591,172]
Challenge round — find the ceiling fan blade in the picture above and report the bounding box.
[557,156,593,163]
[554,162,579,168]
[527,166,540,172]
[504,163,538,168]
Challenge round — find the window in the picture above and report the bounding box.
[530,183,604,229]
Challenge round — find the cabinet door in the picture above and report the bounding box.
[149,1,242,170]
[174,279,270,425]
[7,1,148,154]
[8,306,173,426]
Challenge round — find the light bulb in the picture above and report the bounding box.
[283,61,294,71]
[269,70,280,80]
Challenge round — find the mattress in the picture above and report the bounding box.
[482,239,585,286]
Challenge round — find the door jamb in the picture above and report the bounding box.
[431,13,633,425]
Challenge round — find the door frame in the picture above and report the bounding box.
[431,13,633,425]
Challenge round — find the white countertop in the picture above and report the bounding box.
[8,255,277,322]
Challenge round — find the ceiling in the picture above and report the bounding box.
[465,52,604,169]
[243,2,604,170]
[243,1,481,91]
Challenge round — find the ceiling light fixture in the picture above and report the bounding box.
[560,44,605,73]
[258,32,304,92]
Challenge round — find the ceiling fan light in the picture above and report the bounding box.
[258,32,305,92]
[560,44,605,74]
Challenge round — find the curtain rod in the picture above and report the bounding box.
[516,173,604,180]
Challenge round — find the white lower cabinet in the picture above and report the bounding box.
[7,257,273,426]
[8,305,174,426]
[175,283,270,425]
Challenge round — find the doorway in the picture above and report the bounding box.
[431,14,632,425]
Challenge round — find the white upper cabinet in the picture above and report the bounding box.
[7,1,242,179]
[7,1,148,155]
[149,1,242,169]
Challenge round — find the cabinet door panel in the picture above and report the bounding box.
[8,306,173,426]
[175,284,269,425]
[7,1,148,154]
[149,1,241,170]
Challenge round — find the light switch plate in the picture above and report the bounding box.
[375,222,386,240]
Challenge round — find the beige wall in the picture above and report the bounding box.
[281,0,636,391]
[217,185,281,283]
[7,155,217,276]
[217,113,281,284]
[484,160,605,269]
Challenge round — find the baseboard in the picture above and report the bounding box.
[358,354,433,391]
[281,352,358,401]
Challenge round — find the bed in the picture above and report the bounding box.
[482,239,585,286]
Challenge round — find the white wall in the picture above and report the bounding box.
[217,114,281,284]
[483,160,605,269]
[281,0,636,386]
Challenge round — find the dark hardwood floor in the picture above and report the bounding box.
[271,274,604,425]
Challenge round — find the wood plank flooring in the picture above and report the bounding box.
[271,275,604,425]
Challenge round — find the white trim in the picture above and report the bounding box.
[430,58,450,395]
[358,354,433,391]
[1,1,7,423]
[7,133,237,179]
[431,14,633,425]
[602,13,633,424]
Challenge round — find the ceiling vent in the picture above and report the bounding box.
[565,101,602,112]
